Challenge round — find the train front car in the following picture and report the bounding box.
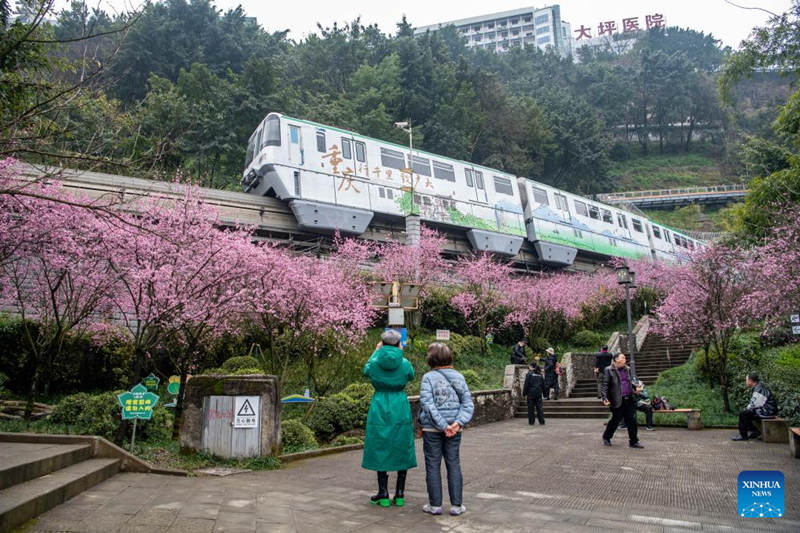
[241,112,374,234]
[241,113,527,255]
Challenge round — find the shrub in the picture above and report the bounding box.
[305,389,368,442]
[280,419,317,453]
[573,330,604,348]
[461,369,481,389]
[220,356,261,372]
[420,289,469,334]
[50,391,172,443]
[330,435,363,447]
[448,334,484,361]
[529,336,550,353]
[0,372,9,400]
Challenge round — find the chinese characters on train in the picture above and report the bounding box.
[574,14,665,41]
[322,144,434,194]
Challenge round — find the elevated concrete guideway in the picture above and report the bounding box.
[16,164,605,273]
[25,418,799,532]
[598,184,748,209]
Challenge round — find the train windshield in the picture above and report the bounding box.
[263,115,281,148]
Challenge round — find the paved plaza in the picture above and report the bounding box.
[26,418,799,532]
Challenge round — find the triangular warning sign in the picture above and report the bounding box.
[237,399,256,417]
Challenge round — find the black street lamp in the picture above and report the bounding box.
[616,264,637,375]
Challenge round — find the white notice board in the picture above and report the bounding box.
[234,396,259,428]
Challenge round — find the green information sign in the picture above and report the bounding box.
[117,384,159,420]
[143,373,160,391]
[167,375,181,396]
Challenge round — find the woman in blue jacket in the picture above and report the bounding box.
[418,342,474,517]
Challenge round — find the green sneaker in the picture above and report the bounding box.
[393,497,405,507]
[370,495,390,507]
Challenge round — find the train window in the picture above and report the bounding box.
[379,188,385,198]
[289,125,300,144]
[475,171,485,190]
[531,186,548,205]
[245,130,258,167]
[602,209,613,223]
[664,230,671,243]
[588,205,600,220]
[355,141,366,162]
[493,176,514,196]
[423,196,432,206]
[617,213,628,229]
[554,193,569,211]
[688,239,695,250]
[263,115,281,147]
[413,194,421,205]
[380,147,405,170]
[652,226,662,239]
[410,155,431,176]
[432,160,456,182]
[316,131,326,152]
[573,200,588,216]
[632,219,643,233]
[464,169,474,187]
[341,138,352,159]
[386,189,394,199]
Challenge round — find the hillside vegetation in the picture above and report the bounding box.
[607,150,732,192]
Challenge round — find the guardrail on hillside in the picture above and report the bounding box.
[598,184,748,203]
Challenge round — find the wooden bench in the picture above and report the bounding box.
[652,409,703,430]
[788,428,800,458]
[753,417,789,443]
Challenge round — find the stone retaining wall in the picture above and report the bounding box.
[407,389,514,431]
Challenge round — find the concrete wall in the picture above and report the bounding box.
[408,388,514,431]
[180,375,281,457]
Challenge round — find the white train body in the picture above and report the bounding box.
[242,112,700,264]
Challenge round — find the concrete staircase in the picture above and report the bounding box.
[516,334,698,420]
[0,442,120,531]
[516,397,609,419]
[632,334,694,385]
[570,379,599,399]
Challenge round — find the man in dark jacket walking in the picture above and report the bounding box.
[510,340,527,365]
[543,348,559,400]
[522,363,545,425]
[601,352,643,448]
[732,372,778,441]
[594,345,612,399]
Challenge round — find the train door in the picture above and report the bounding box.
[465,166,488,203]
[288,124,304,166]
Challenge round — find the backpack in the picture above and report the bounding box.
[652,396,673,410]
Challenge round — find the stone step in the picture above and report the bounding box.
[515,411,608,419]
[0,458,120,532]
[0,443,93,491]
[519,400,603,407]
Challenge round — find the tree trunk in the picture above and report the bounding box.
[685,117,695,153]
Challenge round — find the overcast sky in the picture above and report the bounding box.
[62,1,792,48]
[215,0,790,48]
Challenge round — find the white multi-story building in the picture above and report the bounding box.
[414,5,573,57]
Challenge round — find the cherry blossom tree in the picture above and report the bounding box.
[0,174,120,410]
[746,207,800,324]
[246,241,377,395]
[653,244,758,412]
[450,253,513,354]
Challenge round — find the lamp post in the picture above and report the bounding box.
[616,264,637,375]
[394,120,420,246]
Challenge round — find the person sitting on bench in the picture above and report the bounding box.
[732,372,777,441]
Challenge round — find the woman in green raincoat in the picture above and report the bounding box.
[361,329,416,507]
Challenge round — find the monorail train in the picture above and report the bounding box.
[241,112,700,265]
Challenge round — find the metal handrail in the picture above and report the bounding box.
[598,183,748,202]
